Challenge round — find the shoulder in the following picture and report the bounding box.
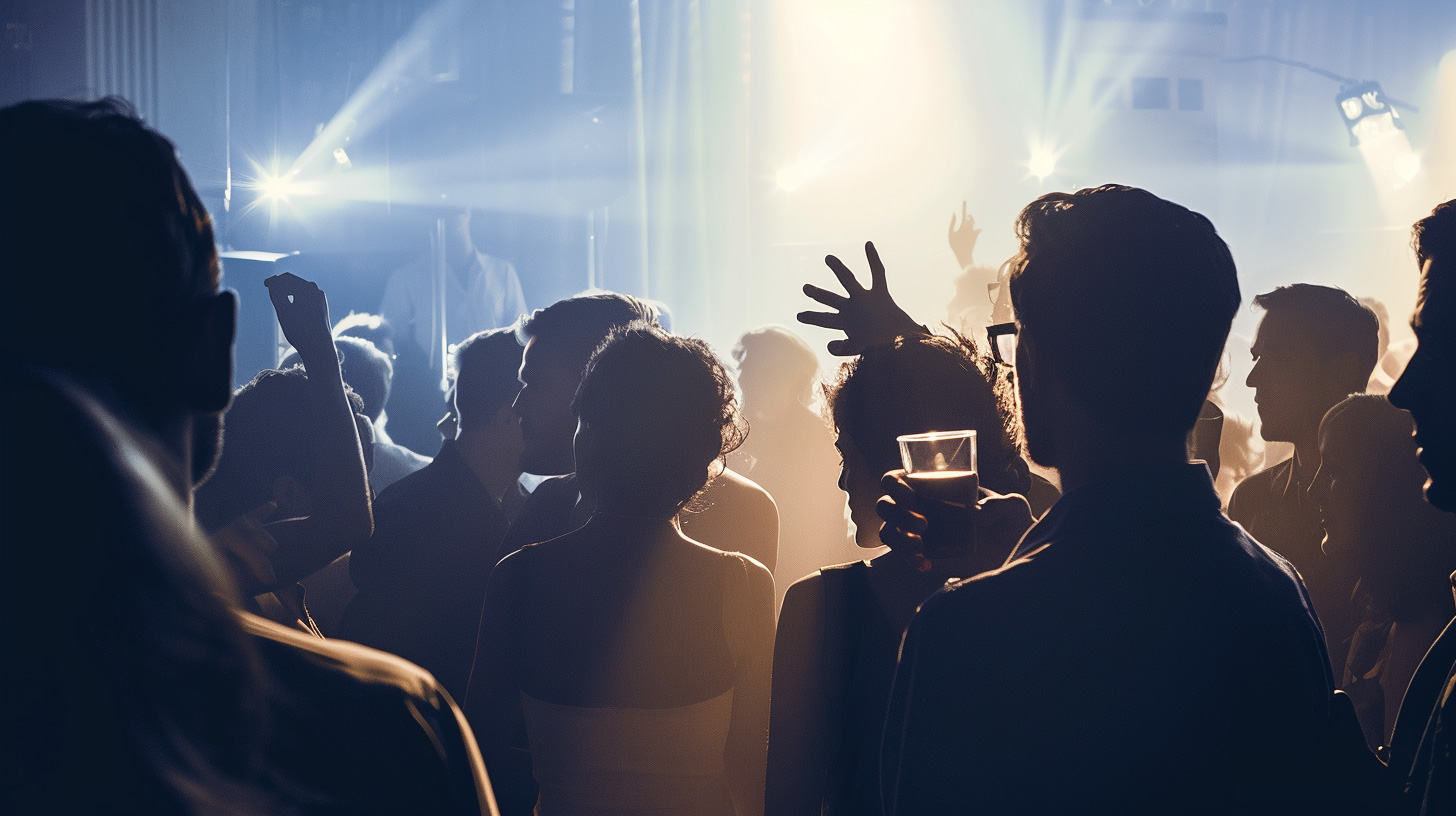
[1229,458,1288,504]
[239,610,445,702]
[912,552,1044,631]
[718,548,775,600]
[709,468,779,524]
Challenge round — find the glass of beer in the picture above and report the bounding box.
[897,430,979,560]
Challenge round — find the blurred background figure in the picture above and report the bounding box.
[729,326,854,608]
[380,208,529,457]
[1312,395,1456,751]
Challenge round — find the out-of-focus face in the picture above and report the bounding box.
[1246,314,1346,444]
[1390,260,1456,512]
[836,433,883,548]
[513,337,583,476]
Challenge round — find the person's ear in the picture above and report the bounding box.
[188,291,237,413]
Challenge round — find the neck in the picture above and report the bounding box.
[455,429,521,502]
[1053,432,1190,495]
[1290,433,1320,482]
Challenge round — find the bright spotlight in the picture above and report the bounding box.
[776,166,807,193]
[254,171,300,203]
[1336,81,1403,145]
[332,147,352,168]
[1027,142,1060,181]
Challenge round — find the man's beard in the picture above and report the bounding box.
[191,411,224,487]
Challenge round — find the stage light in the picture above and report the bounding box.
[333,147,352,168]
[1336,81,1403,146]
[251,170,301,204]
[1026,140,1062,182]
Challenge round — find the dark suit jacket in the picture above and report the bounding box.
[882,463,1336,814]
[342,442,509,697]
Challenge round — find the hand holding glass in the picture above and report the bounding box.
[897,430,978,561]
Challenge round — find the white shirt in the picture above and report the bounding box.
[379,249,528,358]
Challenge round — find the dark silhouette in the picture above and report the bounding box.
[766,332,1044,816]
[466,325,775,816]
[1230,283,1380,675]
[501,293,779,572]
[0,97,497,815]
[4,370,279,814]
[1311,395,1456,750]
[196,275,375,620]
[728,325,854,607]
[872,186,1337,812]
[1387,198,1456,816]
[342,327,524,698]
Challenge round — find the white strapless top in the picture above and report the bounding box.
[521,689,737,815]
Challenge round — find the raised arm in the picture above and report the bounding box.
[726,555,777,816]
[798,241,929,356]
[262,272,373,584]
[765,575,833,816]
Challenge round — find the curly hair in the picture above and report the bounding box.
[825,330,1029,496]
[573,323,746,517]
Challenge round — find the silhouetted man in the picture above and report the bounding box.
[1387,198,1456,816]
[1311,395,1456,750]
[501,294,780,572]
[874,186,1334,813]
[1230,284,1379,674]
[343,327,525,697]
[0,98,496,815]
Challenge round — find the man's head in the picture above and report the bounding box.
[450,328,525,462]
[513,293,659,475]
[1390,199,1456,512]
[733,325,821,415]
[281,336,392,424]
[333,312,396,359]
[1313,395,1456,617]
[1007,185,1240,466]
[0,98,235,485]
[194,367,367,531]
[1245,284,1379,445]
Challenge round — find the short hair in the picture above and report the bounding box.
[333,312,396,358]
[1008,185,1240,438]
[516,293,659,375]
[826,332,1030,496]
[1412,199,1456,269]
[336,337,393,423]
[195,367,365,531]
[572,324,746,516]
[451,327,525,431]
[1252,284,1380,380]
[0,98,218,414]
[733,326,821,406]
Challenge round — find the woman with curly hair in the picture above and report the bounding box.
[467,324,775,816]
[765,332,1048,816]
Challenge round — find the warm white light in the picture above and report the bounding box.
[1394,153,1422,183]
[1028,144,1059,181]
[775,165,806,192]
[333,147,352,167]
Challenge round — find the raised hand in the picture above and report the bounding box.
[264,272,335,364]
[797,241,927,356]
[948,201,981,269]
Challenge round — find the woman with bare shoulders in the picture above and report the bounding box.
[466,324,775,816]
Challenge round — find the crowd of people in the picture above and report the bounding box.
[3,96,1453,816]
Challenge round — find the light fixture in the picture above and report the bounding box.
[1336,81,1403,146]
